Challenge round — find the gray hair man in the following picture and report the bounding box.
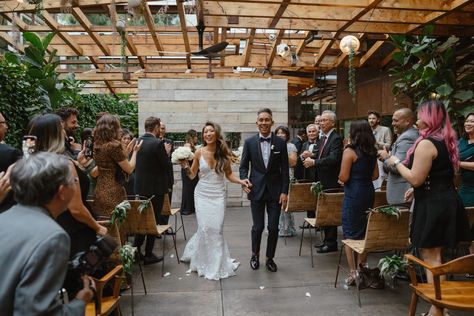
[378,108,418,204]
[0,152,93,315]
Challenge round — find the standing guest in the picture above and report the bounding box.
[0,152,93,315]
[378,108,418,205]
[159,122,174,203]
[368,110,392,189]
[338,120,378,285]
[275,126,298,237]
[180,122,250,280]
[181,129,199,215]
[120,128,136,196]
[458,113,474,258]
[240,108,289,272]
[94,114,142,216]
[133,117,171,265]
[299,123,320,221]
[0,112,22,213]
[381,100,470,316]
[303,110,343,253]
[56,107,81,158]
[80,128,97,198]
[314,114,323,138]
[291,128,307,180]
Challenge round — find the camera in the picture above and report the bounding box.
[68,235,118,275]
[22,135,36,158]
[84,136,94,159]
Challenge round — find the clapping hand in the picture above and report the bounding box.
[132,139,143,152]
[0,168,12,204]
[377,146,390,162]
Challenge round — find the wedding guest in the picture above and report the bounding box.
[381,100,470,316]
[159,122,174,204]
[368,110,392,189]
[181,129,199,215]
[120,128,135,196]
[275,126,297,237]
[56,107,81,159]
[291,128,307,180]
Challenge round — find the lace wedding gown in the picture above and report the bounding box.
[181,155,240,280]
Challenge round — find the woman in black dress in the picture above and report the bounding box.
[381,100,470,316]
[180,129,199,215]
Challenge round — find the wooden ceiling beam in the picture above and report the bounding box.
[359,39,385,66]
[220,28,227,66]
[243,28,256,67]
[71,7,110,55]
[314,38,333,66]
[0,32,24,53]
[42,11,84,56]
[268,0,291,28]
[266,29,285,69]
[143,1,165,56]
[177,0,192,69]
[0,0,129,13]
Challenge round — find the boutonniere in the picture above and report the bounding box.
[271,145,275,151]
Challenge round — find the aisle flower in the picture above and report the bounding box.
[171,146,194,164]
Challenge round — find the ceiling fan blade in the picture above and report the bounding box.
[191,41,229,57]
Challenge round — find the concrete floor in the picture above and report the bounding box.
[119,207,469,316]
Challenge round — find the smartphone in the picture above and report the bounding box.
[22,135,37,158]
[84,137,94,159]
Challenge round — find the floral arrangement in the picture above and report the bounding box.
[231,146,243,164]
[119,243,136,274]
[111,200,131,225]
[171,146,194,164]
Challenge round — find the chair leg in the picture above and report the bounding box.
[299,223,305,256]
[161,234,166,277]
[130,273,135,316]
[136,254,147,294]
[309,225,314,268]
[408,292,418,316]
[172,233,180,263]
[353,251,361,308]
[180,212,187,240]
[334,245,344,288]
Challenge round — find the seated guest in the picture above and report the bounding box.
[338,120,378,286]
[0,152,93,315]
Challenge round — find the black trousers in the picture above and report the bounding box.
[250,189,281,259]
[323,226,338,248]
[133,193,166,255]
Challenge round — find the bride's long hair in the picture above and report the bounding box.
[202,121,232,175]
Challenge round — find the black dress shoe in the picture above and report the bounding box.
[316,245,338,254]
[143,253,164,265]
[163,228,175,236]
[250,255,259,270]
[265,259,278,272]
[313,242,325,248]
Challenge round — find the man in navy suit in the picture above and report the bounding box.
[240,108,289,272]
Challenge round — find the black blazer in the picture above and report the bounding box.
[0,144,22,213]
[239,133,289,201]
[291,136,305,180]
[134,133,170,196]
[311,131,343,189]
[300,140,320,181]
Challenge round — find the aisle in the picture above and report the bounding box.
[120,207,421,316]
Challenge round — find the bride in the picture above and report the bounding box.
[180,121,251,280]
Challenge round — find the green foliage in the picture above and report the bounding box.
[225,132,241,149]
[310,181,323,196]
[373,205,401,219]
[138,195,154,214]
[389,26,473,122]
[119,243,136,274]
[378,255,407,279]
[348,48,356,103]
[111,200,131,226]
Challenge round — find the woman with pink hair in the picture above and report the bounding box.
[380,100,470,316]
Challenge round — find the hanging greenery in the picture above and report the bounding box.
[310,181,323,197]
[119,243,136,274]
[348,47,356,103]
[111,200,131,226]
[26,0,43,16]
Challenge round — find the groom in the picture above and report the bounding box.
[240,108,289,272]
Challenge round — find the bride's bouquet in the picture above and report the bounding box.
[171,146,194,164]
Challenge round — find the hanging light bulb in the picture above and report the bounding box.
[116,19,126,33]
[339,35,360,54]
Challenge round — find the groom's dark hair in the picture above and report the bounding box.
[144,116,161,132]
[257,108,273,117]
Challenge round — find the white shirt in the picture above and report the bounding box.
[259,133,271,168]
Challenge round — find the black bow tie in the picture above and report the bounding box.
[260,137,271,143]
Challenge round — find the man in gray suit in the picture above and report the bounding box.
[378,108,418,204]
[0,152,93,315]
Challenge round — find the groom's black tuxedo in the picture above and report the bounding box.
[240,133,289,259]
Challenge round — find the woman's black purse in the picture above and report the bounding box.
[114,164,129,187]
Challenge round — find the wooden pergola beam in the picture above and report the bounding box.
[42,11,84,56]
[177,0,192,69]
[243,28,256,67]
[72,7,110,55]
[0,32,24,53]
[143,1,165,56]
[268,0,291,29]
[266,29,285,70]
[359,40,385,66]
[220,27,227,66]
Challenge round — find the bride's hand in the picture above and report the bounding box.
[241,179,252,193]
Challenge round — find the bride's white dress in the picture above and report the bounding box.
[181,155,240,280]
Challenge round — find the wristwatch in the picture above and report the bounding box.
[393,158,401,167]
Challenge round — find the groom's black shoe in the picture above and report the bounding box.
[250,255,259,270]
[265,258,278,272]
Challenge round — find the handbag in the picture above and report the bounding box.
[114,163,129,187]
[358,263,385,289]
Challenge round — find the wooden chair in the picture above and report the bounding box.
[373,190,388,208]
[405,254,474,316]
[121,199,180,277]
[160,193,187,240]
[300,190,344,267]
[85,265,124,316]
[335,207,410,307]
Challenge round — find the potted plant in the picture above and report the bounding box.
[378,254,408,289]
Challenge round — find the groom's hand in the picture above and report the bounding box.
[241,179,252,193]
[279,193,288,207]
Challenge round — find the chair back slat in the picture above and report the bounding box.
[433,254,474,276]
[285,183,318,212]
[373,191,388,208]
[121,200,159,236]
[161,193,172,216]
[315,191,344,226]
[362,209,410,252]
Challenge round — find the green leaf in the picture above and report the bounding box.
[23,32,43,51]
[41,32,56,50]
[437,36,459,53]
[423,24,435,36]
[4,52,20,64]
[40,77,56,91]
[25,46,44,66]
[410,43,429,55]
[436,84,453,97]
[27,68,44,79]
[458,104,474,117]
[391,51,405,65]
[453,90,474,102]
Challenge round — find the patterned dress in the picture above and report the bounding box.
[94,141,127,216]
